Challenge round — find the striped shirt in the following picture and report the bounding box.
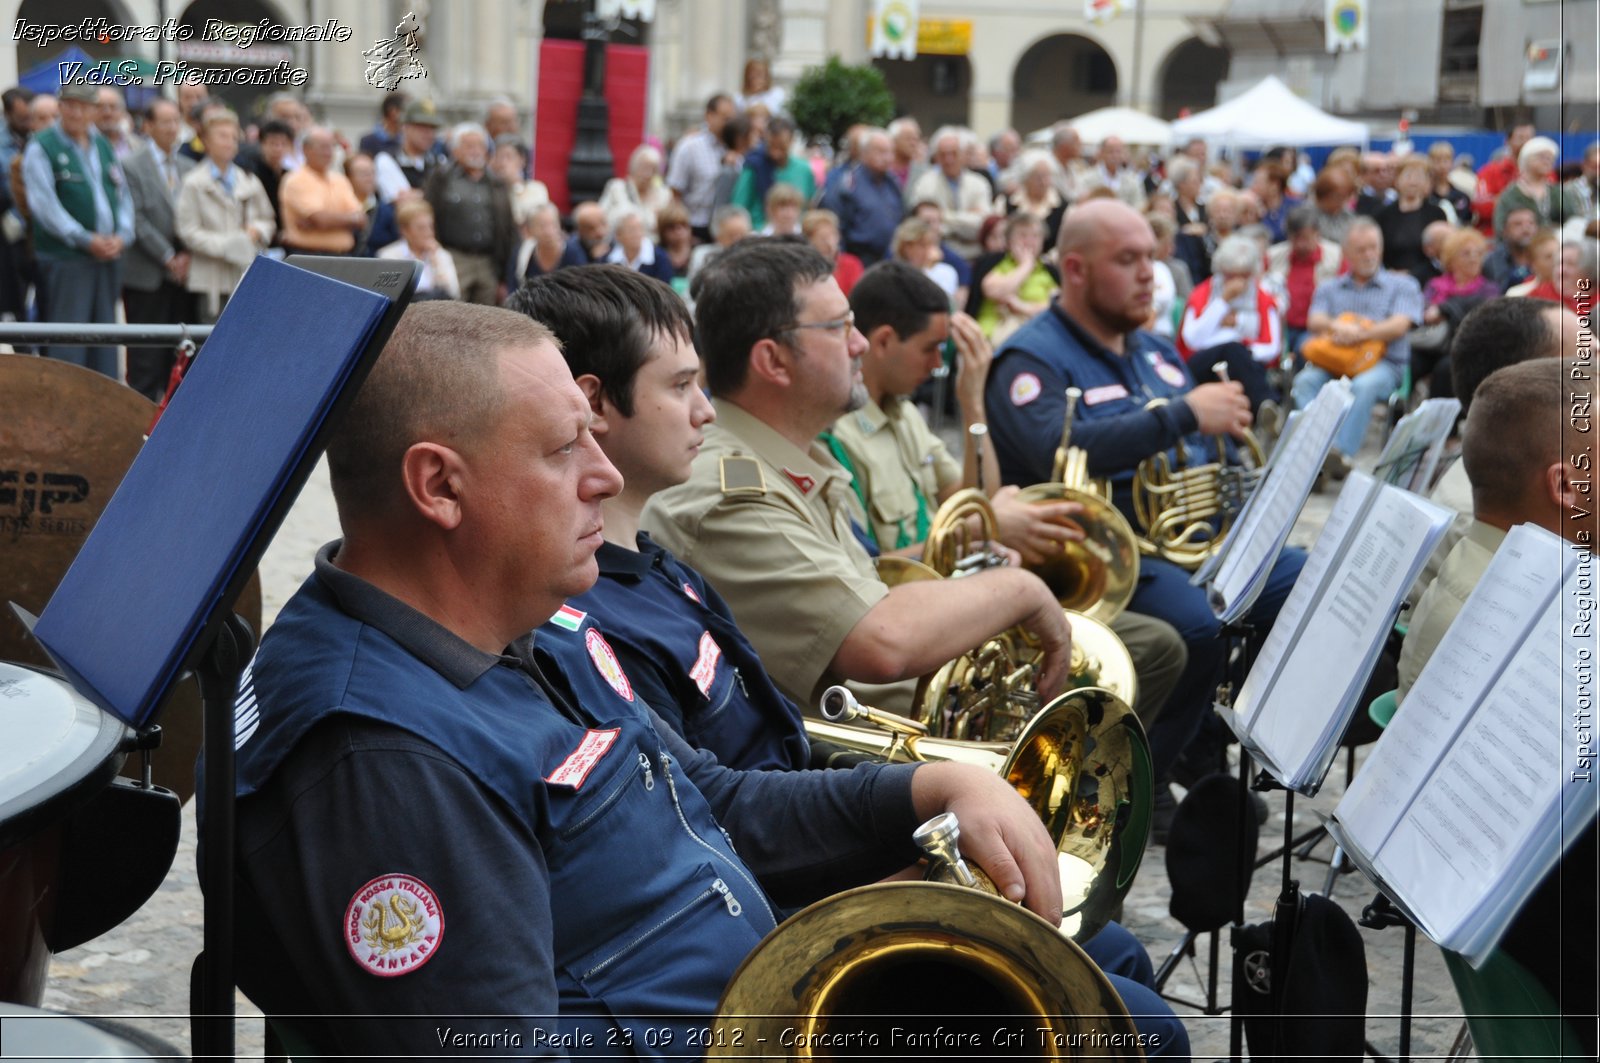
[1308,268,1424,367]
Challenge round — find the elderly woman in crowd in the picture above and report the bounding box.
[1377,156,1449,286]
[1414,226,1498,398]
[1495,136,1566,237]
[654,201,695,281]
[973,212,1058,343]
[1177,232,1282,413]
[606,205,676,283]
[1167,156,1209,281]
[175,108,275,321]
[376,199,460,300]
[996,149,1066,253]
[508,201,567,288]
[1310,166,1358,245]
[600,143,673,238]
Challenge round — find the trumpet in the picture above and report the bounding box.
[813,684,1152,943]
[1130,362,1265,570]
[1014,388,1141,622]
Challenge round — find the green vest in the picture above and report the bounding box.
[31,125,120,259]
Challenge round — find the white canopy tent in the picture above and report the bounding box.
[1025,106,1173,148]
[1169,76,1369,149]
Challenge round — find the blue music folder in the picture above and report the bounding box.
[29,257,398,728]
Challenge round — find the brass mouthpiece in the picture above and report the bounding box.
[913,812,979,888]
[819,685,929,736]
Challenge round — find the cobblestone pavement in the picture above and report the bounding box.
[43,413,1473,1060]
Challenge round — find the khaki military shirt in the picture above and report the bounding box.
[1397,519,1505,703]
[824,396,963,552]
[641,400,888,710]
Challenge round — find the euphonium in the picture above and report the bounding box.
[1130,362,1265,570]
[814,684,1153,944]
[710,880,1141,1058]
[1015,388,1141,623]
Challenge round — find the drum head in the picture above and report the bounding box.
[0,356,260,802]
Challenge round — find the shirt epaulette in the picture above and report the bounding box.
[719,454,766,496]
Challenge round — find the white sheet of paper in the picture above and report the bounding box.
[1373,592,1568,944]
[1374,397,1461,493]
[1337,525,1570,849]
[1251,484,1446,783]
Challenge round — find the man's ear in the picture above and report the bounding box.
[747,337,795,389]
[400,442,467,531]
[1547,459,1584,514]
[575,373,611,434]
[865,322,897,357]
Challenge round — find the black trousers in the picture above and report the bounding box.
[122,280,195,402]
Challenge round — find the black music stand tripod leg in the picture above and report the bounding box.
[190,611,255,1062]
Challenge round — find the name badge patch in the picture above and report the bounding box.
[1009,372,1042,407]
[1082,384,1129,406]
[689,631,722,697]
[345,873,444,978]
[585,628,634,702]
[546,727,621,788]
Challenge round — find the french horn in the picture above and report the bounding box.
[1129,362,1264,570]
[813,684,1152,944]
[1015,387,1141,623]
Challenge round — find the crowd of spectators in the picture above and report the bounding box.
[0,77,1594,422]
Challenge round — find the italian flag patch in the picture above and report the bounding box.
[549,604,586,632]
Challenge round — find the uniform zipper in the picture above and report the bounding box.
[638,751,654,790]
[658,753,776,926]
[580,876,737,981]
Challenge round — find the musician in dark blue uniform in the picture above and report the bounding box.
[984,200,1306,787]
[507,267,809,773]
[205,301,1066,1059]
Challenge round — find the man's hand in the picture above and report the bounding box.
[1184,380,1252,439]
[909,761,1063,924]
[165,251,190,284]
[87,234,120,260]
[1330,318,1365,346]
[1018,581,1072,700]
[949,311,992,415]
[991,485,1086,566]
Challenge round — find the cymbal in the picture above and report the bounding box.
[0,355,260,802]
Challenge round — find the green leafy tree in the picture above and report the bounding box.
[787,57,896,149]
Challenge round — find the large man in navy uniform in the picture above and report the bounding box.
[984,199,1306,788]
[209,300,1066,1057]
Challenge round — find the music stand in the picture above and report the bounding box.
[19,256,418,1059]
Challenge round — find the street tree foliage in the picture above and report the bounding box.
[788,56,896,149]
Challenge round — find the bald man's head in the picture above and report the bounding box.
[1056,199,1157,341]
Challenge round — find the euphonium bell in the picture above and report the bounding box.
[1016,388,1141,623]
[1130,362,1265,570]
[709,881,1141,1059]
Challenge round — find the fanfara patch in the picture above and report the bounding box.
[1009,372,1042,407]
[585,627,634,701]
[689,631,722,697]
[345,874,444,977]
[547,727,621,788]
[1154,359,1187,389]
[682,581,702,604]
[1082,383,1130,406]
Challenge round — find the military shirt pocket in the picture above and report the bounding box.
[868,480,919,548]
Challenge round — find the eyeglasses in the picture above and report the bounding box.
[776,310,855,338]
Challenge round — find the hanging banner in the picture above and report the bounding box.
[870,0,919,61]
[1325,0,1367,53]
[1085,0,1134,25]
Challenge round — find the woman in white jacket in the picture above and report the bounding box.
[175,110,275,320]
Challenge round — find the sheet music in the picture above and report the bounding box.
[1373,592,1568,945]
[1373,398,1461,493]
[1249,483,1448,785]
[1209,381,1352,620]
[1336,525,1570,848]
[1236,472,1372,729]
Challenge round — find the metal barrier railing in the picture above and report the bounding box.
[0,323,214,347]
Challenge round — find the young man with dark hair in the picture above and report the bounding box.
[506,266,808,771]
